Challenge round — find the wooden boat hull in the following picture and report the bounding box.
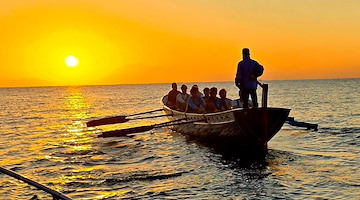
[162,100,290,154]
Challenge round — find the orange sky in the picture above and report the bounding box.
[1,0,359,87]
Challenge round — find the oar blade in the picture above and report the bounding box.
[86,116,128,127]
[98,125,154,138]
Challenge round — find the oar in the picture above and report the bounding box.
[286,117,318,131]
[0,167,72,200]
[86,108,163,127]
[98,118,204,138]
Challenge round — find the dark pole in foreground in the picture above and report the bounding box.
[257,81,268,108]
[257,81,269,153]
[262,84,268,108]
[0,167,72,200]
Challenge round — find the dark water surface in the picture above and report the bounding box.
[0,79,359,199]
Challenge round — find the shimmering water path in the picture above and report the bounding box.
[0,79,359,199]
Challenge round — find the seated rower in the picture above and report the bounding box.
[186,86,206,113]
[231,96,254,108]
[202,87,210,102]
[205,87,222,113]
[192,84,204,98]
[166,83,180,109]
[176,84,190,112]
[219,89,232,110]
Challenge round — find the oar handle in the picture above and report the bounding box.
[98,118,202,138]
[131,114,173,120]
[86,109,164,127]
[153,118,187,127]
[155,119,205,128]
[128,108,163,117]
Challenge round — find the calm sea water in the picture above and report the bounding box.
[0,79,359,199]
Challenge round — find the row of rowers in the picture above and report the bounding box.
[166,83,253,114]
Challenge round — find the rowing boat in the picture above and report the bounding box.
[162,95,290,154]
[92,82,291,155]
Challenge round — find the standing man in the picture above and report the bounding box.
[235,48,264,108]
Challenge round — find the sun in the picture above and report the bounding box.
[65,56,79,67]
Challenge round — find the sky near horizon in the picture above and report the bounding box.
[1,0,359,87]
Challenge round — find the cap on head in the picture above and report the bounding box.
[181,84,187,89]
[242,48,250,55]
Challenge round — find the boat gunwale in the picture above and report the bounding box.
[161,95,243,118]
[162,95,290,119]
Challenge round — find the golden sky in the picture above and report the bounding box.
[1,0,359,87]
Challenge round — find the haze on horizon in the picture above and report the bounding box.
[1,0,359,87]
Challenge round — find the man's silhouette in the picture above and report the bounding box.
[235,48,264,108]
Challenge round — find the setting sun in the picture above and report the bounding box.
[0,1,359,88]
[65,56,79,67]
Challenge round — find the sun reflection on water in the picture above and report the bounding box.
[60,87,96,154]
[63,87,90,120]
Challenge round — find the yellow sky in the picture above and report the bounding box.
[1,0,359,87]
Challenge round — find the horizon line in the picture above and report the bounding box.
[0,77,359,89]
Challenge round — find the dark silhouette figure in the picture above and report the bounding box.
[176,84,190,112]
[235,48,264,108]
[167,83,180,108]
[205,87,221,112]
[203,87,210,102]
[219,88,232,110]
[187,86,205,113]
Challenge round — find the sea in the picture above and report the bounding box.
[0,79,359,200]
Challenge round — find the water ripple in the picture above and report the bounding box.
[1,80,359,199]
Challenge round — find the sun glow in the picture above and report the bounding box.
[65,56,79,67]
